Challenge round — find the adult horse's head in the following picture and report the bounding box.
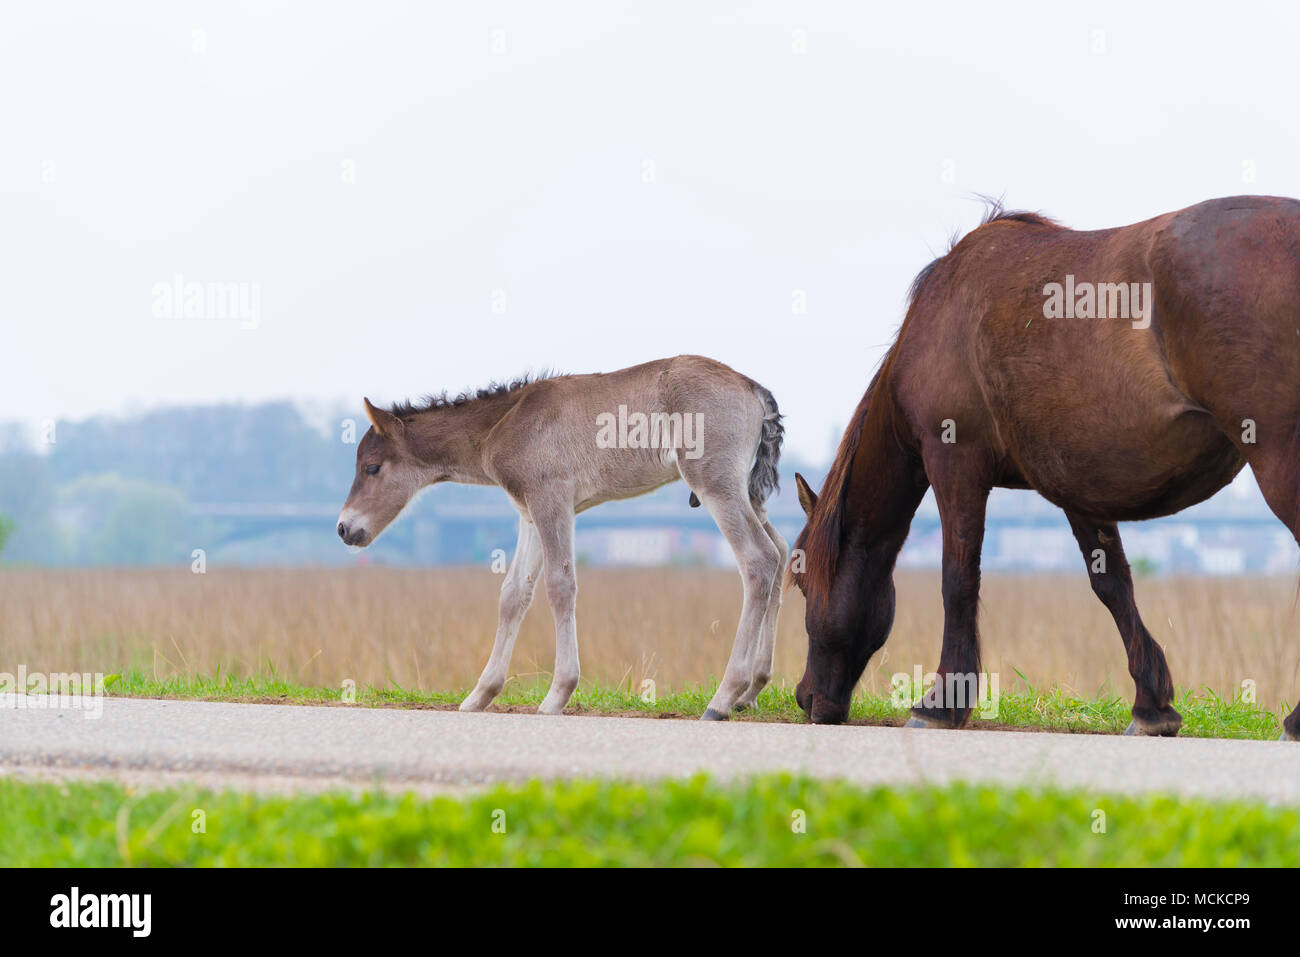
[787,375,927,725]
[336,398,428,547]
[788,468,872,725]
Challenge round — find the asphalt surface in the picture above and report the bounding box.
[2,697,1298,801]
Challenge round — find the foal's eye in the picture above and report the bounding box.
[365,464,381,475]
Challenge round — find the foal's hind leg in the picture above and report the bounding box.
[530,497,582,716]
[689,486,782,720]
[734,516,787,710]
[1065,513,1180,736]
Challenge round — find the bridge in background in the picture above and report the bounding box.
[187,494,1293,573]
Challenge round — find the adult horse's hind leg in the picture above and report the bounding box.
[734,516,787,710]
[1236,450,1300,741]
[688,484,782,720]
[1065,513,1181,736]
[460,517,543,712]
[907,462,989,730]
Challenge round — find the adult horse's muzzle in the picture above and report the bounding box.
[808,696,848,725]
[796,678,848,725]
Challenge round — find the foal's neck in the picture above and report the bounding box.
[404,391,524,486]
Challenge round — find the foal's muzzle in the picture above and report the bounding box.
[337,521,369,547]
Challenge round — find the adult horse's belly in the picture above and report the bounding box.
[1002,403,1244,521]
[975,293,1248,522]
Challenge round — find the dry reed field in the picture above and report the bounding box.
[1,567,1297,705]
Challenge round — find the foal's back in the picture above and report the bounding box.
[481,355,768,510]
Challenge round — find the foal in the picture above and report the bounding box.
[337,355,787,718]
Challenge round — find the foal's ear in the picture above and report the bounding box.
[794,472,818,517]
[363,397,405,440]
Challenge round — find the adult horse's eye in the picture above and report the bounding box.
[365,464,381,475]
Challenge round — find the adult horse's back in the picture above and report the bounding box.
[790,195,1300,741]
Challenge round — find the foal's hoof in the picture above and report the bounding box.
[701,707,729,721]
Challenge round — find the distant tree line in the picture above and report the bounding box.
[0,403,357,565]
[0,402,820,567]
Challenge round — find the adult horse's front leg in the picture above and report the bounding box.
[907,473,989,730]
[532,499,581,715]
[460,517,543,712]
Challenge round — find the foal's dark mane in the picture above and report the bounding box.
[389,371,558,421]
[794,199,1061,599]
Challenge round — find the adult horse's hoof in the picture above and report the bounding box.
[904,708,957,730]
[1125,708,1182,737]
[904,715,950,729]
[1118,722,1180,738]
[701,707,729,721]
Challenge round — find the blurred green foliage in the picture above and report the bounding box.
[3,773,1296,867]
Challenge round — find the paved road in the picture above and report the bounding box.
[2,697,1298,801]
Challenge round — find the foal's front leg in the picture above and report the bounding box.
[532,500,581,715]
[460,517,543,712]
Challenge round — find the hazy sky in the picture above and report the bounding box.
[4,0,1300,461]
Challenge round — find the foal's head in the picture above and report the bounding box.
[336,399,429,547]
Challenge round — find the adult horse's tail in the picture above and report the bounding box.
[747,381,784,507]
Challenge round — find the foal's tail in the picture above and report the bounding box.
[747,381,784,507]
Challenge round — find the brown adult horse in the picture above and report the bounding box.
[789,195,1300,741]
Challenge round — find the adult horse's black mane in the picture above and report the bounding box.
[907,197,1059,305]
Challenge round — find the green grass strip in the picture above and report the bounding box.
[2,774,1296,867]
[99,668,1286,740]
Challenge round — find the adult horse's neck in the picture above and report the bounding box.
[795,367,928,721]
[802,366,927,625]
[840,381,927,585]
